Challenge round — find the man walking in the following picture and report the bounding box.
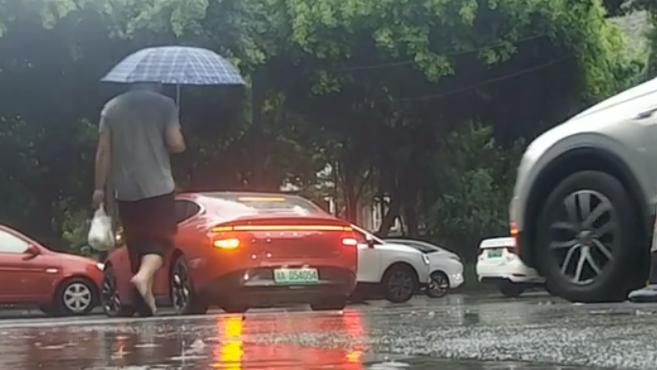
[93,83,186,315]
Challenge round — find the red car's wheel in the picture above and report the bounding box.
[171,256,208,315]
[54,278,97,316]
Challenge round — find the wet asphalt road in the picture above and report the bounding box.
[1,293,657,369]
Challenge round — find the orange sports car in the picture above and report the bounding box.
[101,192,361,316]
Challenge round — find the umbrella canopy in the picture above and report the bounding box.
[101,46,245,86]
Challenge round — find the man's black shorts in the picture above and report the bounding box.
[117,192,176,273]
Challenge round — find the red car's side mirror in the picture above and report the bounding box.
[22,245,41,261]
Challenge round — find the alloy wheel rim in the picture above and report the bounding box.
[64,282,92,313]
[101,271,121,314]
[389,271,413,300]
[172,261,191,310]
[429,273,449,294]
[548,190,619,285]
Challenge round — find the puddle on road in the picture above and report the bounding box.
[0,311,608,370]
[383,357,599,370]
[0,297,646,370]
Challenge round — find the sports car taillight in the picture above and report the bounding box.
[214,238,240,250]
[211,225,353,232]
[341,237,359,246]
[209,224,359,250]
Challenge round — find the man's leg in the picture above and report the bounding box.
[130,193,174,314]
[118,201,148,315]
[121,230,147,315]
[131,239,164,314]
[650,253,657,283]
[628,252,657,302]
[131,258,162,314]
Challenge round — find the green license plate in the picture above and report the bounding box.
[274,268,319,285]
[488,249,503,258]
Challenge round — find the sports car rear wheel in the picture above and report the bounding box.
[101,265,135,317]
[171,256,208,315]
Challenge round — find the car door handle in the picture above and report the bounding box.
[636,107,657,120]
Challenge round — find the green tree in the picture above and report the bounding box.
[0,0,645,258]
[0,2,125,247]
[263,0,637,235]
[631,0,657,76]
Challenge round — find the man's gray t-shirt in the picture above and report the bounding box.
[99,89,180,202]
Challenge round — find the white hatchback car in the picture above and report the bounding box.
[476,237,544,297]
[385,239,464,298]
[353,227,431,303]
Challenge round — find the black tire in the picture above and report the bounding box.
[381,264,418,303]
[310,297,347,311]
[55,278,97,316]
[426,271,450,298]
[536,171,640,303]
[171,256,208,315]
[498,280,525,298]
[101,265,135,318]
[221,305,248,314]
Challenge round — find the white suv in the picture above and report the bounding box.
[352,226,431,303]
[510,76,657,302]
[476,237,544,297]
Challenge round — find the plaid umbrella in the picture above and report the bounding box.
[101,46,245,85]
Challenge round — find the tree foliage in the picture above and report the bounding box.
[630,0,657,76]
[0,0,647,258]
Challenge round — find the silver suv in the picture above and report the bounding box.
[510,77,657,302]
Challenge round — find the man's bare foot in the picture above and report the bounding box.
[144,292,157,315]
[131,275,157,314]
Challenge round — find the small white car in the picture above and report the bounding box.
[476,237,544,297]
[353,227,431,303]
[385,239,464,298]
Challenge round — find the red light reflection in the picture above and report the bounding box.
[213,310,367,369]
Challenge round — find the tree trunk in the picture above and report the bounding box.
[331,161,342,218]
[402,167,420,238]
[342,162,358,223]
[404,203,419,238]
[251,69,266,191]
[32,191,57,248]
[378,195,400,237]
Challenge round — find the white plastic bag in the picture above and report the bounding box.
[88,206,115,251]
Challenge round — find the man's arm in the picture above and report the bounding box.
[165,126,186,154]
[93,131,111,207]
[164,100,186,154]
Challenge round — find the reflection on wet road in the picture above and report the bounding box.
[0,293,656,369]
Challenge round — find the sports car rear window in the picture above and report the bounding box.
[175,200,201,223]
[205,194,326,216]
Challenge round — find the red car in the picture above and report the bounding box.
[101,192,361,316]
[0,225,104,316]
